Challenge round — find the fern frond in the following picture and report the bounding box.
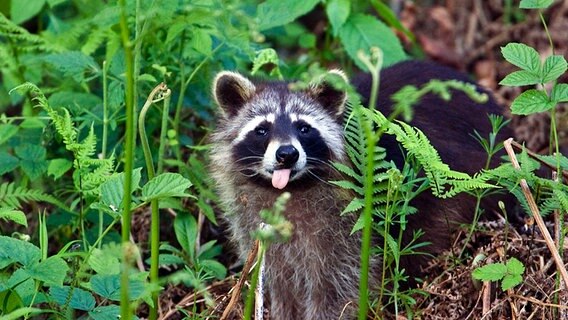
[0,182,68,210]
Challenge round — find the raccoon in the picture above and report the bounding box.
[209,60,511,319]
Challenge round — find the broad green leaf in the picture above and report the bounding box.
[88,247,120,275]
[174,212,198,260]
[0,124,18,145]
[501,43,540,74]
[551,83,568,102]
[256,0,320,31]
[510,89,555,115]
[339,14,406,70]
[10,0,45,25]
[519,0,553,9]
[506,257,525,275]
[156,254,185,266]
[0,208,27,227]
[472,263,507,281]
[100,168,142,211]
[26,256,68,286]
[47,0,67,7]
[43,51,100,83]
[50,286,95,311]
[499,70,541,86]
[90,274,120,300]
[189,28,212,56]
[0,236,41,268]
[541,55,567,83]
[47,158,73,180]
[326,0,350,36]
[89,305,121,320]
[48,91,102,115]
[15,144,48,181]
[251,48,281,77]
[0,152,19,176]
[370,0,415,41]
[0,307,45,320]
[141,173,192,202]
[502,273,523,290]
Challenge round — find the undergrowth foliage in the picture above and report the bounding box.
[0,0,566,319]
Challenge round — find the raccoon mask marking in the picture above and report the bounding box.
[211,70,348,190]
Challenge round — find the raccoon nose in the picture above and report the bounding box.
[275,145,299,168]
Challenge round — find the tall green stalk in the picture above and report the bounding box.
[138,83,171,320]
[118,0,135,318]
[356,48,383,320]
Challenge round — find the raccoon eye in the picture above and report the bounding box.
[298,124,311,134]
[254,126,268,136]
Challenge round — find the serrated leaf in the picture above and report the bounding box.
[43,51,100,82]
[0,152,19,176]
[0,208,27,227]
[501,43,541,74]
[15,144,48,181]
[141,173,192,202]
[519,0,553,9]
[510,89,555,115]
[542,55,567,83]
[26,256,68,286]
[189,28,212,56]
[156,254,184,266]
[89,305,121,320]
[341,198,364,214]
[251,48,281,77]
[506,257,525,275]
[200,259,227,279]
[499,70,541,86]
[256,0,320,31]
[339,14,406,70]
[90,274,120,300]
[50,286,95,311]
[48,91,102,116]
[0,124,19,145]
[47,158,73,180]
[551,83,568,103]
[326,0,350,36]
[10,0,46,25]
[100,168,142,211]
[88,247,120,275]
[502,273,523,290]
[472,263,507,281]
[0,235,41,268]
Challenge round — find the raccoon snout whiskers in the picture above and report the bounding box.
[275,145,299,168]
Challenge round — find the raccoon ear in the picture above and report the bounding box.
[308,69,348,117]
[213,71,256,117]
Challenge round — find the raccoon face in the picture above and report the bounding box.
[212,71,348,190]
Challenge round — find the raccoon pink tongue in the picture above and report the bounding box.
[272,169,291,189]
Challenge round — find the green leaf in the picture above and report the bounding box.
[339,14,406,70]
[341,198,364,214]
[50,286,96,311]
[501,43,540,74]
[0,152,19,176]
[100,168,142,211]
[519,0,553,9]
[141,173,192,202]
[200,259,227,279]
[47,0,67,7]
[0,307,45,320]
[506,257,525,275]
[0,236,41,268]
[256,0,320,31]
[10,0,46,25]
[510,89,555,115]
[26,256,68,286]
[0,208,27,227]
[90,274,120,300]
[0,124,19,145]
[47,158,73,180]
[43,51,100,83]
[89,305,121,320]
[0,289,24,314]
[472,262,507,281]
[541,55,567,83]
[502,273,523,291]
[15,144,48,181]
[551,83,568,103]
[174,212,198,260]
[251,48,281,78]
[326,0,350,36]
[88,247,120,275]
[499,70,541,86]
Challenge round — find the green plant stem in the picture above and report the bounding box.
[118,0,135,318]
[157,94,171,175]
[138,83,171,320]
[539,12,554,55]
[244,245,264,320]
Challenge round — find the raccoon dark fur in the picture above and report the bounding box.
[209,60,512,319]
